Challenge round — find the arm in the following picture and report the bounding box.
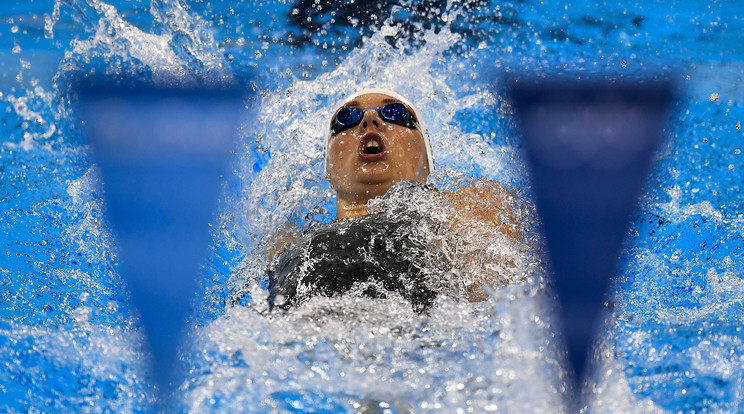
[443,178,524,301]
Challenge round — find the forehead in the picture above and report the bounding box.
[338,93,401,109]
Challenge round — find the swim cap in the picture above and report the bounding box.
[324,88,434,175]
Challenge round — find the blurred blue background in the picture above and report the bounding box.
[1,0,743,411]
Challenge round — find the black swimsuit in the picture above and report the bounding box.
[267,183,450,313]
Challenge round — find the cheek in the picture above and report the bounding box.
[408,138,430,178]
[401,136,427,165]
[326,138,356,177]
[328,139,349,162]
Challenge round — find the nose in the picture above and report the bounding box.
[360,107,381,130]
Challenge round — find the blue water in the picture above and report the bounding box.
[2,0,743,412]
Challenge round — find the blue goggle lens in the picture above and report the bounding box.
[331,103,417,135]
[380,103,409,122]
[335,107,363,127]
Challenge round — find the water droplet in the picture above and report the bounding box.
[737,121,741,130]
[728,164,735,171]
[11,44,21,54]
[10,25,18,33]
[710,92,719,102]
[72,306,92,323]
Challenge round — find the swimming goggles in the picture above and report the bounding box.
[330,102,419,135]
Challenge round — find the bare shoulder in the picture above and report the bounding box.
[443,177,523,242]
[264,224,300,260]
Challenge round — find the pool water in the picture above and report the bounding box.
[1,0,743,412]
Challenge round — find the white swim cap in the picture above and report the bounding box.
[324,87,434,175]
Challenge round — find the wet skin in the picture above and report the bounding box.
[323,93,523,301]
[268,91,523,302]
[325,93,430,219]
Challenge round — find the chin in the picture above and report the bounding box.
[352,163,393,182]
[350,178,395,198]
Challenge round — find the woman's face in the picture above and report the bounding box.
[326,93,430,204]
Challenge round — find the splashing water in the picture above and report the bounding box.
[2,0,743,412]
[201,6,561,411]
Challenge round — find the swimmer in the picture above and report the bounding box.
[265,88,523,312]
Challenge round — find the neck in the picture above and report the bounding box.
[336,199,371,219]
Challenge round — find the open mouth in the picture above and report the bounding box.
[363,139,383,154]
[358,133,387,161]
